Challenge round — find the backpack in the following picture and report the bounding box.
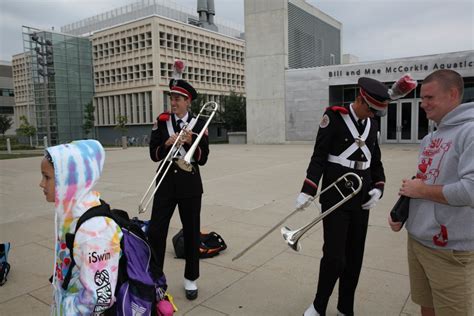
[62,202,175,316]
[0,242,11,286]
[172,229,227,259]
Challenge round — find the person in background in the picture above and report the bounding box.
[390,69,474,316]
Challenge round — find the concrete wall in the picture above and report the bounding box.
[244,0,288,144]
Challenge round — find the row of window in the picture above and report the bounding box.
[0,88,15,97]
[95,62,154,85]
[95,91,153,125]
[0,106,14,114]
[93,31,152,50]
[93,30,152,59]
[158,31,244,63]
[93,40,152,58]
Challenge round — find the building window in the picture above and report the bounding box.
[0,106,14,114]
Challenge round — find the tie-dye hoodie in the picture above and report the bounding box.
[46,140,122,315]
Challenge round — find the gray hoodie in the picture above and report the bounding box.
[406,102,474,251]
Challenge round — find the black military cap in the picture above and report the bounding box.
[358,77,391,116]
[169,79,198,101]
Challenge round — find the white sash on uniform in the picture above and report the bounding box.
[166,117,197,161]
[327,113,371,170]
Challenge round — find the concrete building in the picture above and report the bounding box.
[0,61,16,135]
[90,15,245,144]
[244,1,474,144]
[60,0,245,144]
[12,53,34,132]
[244,0,342,144]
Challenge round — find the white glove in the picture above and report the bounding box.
[296,192,313,210]
[361,188,382,210]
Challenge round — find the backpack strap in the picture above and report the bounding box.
[62,201,115,290]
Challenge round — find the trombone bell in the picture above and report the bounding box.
[174,159,193,172]
[281,226,301,251]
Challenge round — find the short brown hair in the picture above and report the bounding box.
[423,70,464,101]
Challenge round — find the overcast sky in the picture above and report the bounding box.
[1,0,473,62]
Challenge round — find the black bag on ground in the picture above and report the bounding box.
[172,229,227,259]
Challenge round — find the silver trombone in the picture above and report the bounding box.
[175,101,218,172]
[232,172,362,261]
[138,101,219,214]
[281,172,362,251]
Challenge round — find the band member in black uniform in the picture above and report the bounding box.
[147,79,209,300]
[299,77,390,316]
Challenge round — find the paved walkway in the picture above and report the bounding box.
[0,144,421,315]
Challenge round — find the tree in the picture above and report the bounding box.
[221,91,246,132]
[16,115,36,147]
[0,115,13,136]
[114,115,128,136]
[83,101,95,138]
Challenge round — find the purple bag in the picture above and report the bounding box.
[115,226,156,315]
[63,202,169,316]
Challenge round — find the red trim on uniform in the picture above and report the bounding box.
[327,105,349,114]
[305,178,318,189]
[171,86,192,100]
[158,112,170,121]
[360,88,387,110]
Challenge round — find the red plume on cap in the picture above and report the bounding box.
[172,59,185,79]
[389,74,418,100]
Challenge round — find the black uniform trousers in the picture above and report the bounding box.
[148,194,202,281]
[314,205,370,316]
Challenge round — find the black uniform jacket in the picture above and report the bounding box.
[149,112,209,198]
[301,105,385,210]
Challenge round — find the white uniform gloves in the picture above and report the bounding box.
[361,188,382,210]
[295,192,313,210]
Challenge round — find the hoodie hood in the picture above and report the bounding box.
[46,139,105,283]
[438,102,474,128]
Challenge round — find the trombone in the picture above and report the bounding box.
[232,172,362,261]
[281,172,362,251]
[138,101,219,214]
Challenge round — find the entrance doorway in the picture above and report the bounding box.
[381,99,434,143]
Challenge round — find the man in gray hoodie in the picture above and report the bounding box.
[389,69,474,316]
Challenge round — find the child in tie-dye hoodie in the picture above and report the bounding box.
[40,139,122,315]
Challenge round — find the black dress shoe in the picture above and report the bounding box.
[185,289,198,300]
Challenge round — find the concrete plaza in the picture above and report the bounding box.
[0,143,421,315]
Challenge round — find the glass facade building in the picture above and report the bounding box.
[22,26,94,145]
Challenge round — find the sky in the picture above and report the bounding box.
[0,0,473,62]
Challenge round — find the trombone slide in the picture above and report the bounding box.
[231,172,362,261]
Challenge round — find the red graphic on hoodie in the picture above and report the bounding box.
[418,138,452,182]
[433,225,448,247]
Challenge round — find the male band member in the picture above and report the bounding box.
[147,79,209,300]
[298,77,390,316]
